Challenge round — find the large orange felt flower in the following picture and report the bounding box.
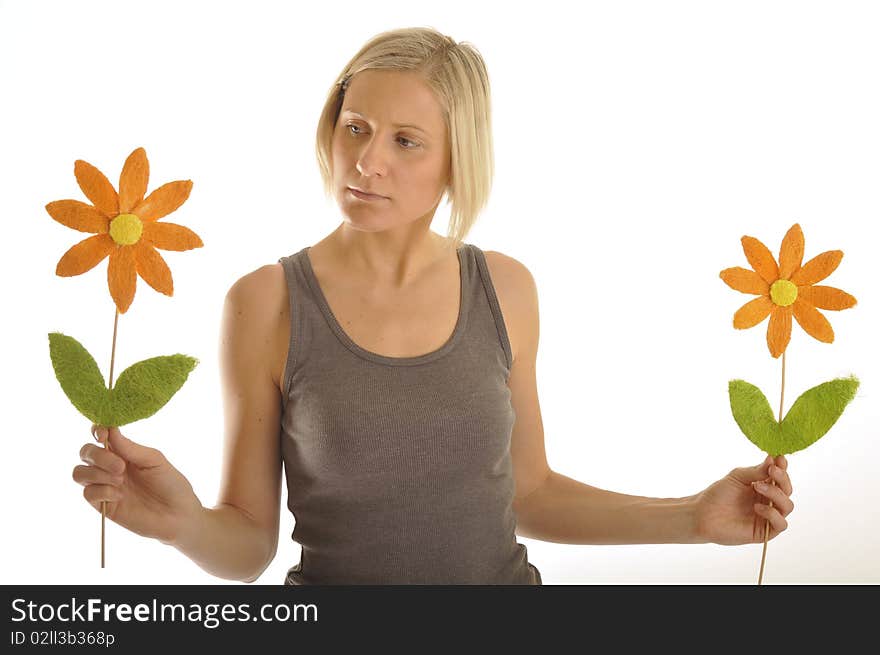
[720,224,856,359]
[46,147,202,314]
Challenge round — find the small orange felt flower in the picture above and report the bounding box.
[720,224,856,359]
[46,147,203,314]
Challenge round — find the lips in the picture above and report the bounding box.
[348,186,387,199]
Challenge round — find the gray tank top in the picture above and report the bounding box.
[276,242,541,585]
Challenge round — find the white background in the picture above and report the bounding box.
[1,0,877,585]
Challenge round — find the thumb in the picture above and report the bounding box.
[104,426,163,467]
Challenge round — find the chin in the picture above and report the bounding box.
[340,210,392,231]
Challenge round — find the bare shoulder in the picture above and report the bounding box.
[223,263,290,392]
[224,263,288,324]
[482,250,539,364]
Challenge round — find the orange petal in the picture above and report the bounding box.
[766,306,792,359]
[733,296,773,329]
[108,245,137,314]
[792,298,834,343]
[55,234,115,277]
[118,147,150,214]
[778,224,804,280]
[132,180,193,222]
[741,236,779,284]
[45,200,110,233]
[74,160,118,217]
[720,267,770,295]
[142,220,203,251]
[135,242,174,296]
[789,250,843,286]
[797,285,857,311]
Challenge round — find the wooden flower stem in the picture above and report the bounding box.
[758,350,784,585]
[98,308,121,568]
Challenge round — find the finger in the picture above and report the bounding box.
[83,492,116,515]
[768,463,793,496]
[83,483,122,506]
[72,465,124,488]
[92,424,112,448]
[774,455,788,471]
[754,502,788,533]
[79,443,126,474]
[752,481,794,515]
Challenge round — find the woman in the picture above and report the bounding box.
[74,27,794,585]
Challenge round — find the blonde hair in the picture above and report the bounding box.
[315,27,494,249]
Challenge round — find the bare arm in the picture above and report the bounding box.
[171,266,285,582]
[171,504,278,582]
[513,472,702,545]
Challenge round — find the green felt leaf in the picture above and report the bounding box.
[728,376,860,455]
[780,376,860,453]
[105,354,199,426]
[728,380,779,453]
[48,332,198,427]
[48,332,107,424]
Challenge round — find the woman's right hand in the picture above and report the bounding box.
[73,425,204,546]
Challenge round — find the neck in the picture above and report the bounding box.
[330,221,455,289]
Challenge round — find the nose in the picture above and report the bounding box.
[355,134,389,178]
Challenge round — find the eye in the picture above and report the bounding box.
[345,124,419,149]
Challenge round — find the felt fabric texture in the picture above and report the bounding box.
[778,223,804,279]
[797,285,857,311]
[74,159,119,216]
[728,376,859,455]
[109,352,199,426]
[47,332,107,422]
[790,250,843,286]
[720,267,769,295]
[769,279,797,306]
[48,332,198,427]
[46,147,202,314]
[792,297,834,343]
[733,295,773,329]
[741,235,779,283]
[720,223,856,358]
[118,147,149,214]
[766,305,792,359]
[109,213,143,245]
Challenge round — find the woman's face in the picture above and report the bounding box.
[330,69,451,234]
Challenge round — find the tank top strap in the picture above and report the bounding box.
[467,244,514,371]
[277,248,319,399]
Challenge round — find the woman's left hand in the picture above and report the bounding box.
[692,454,794,545]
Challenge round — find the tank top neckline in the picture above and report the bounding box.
[300,243,471,367]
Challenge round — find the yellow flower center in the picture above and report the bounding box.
[109,213,143,246]
[770,279,798,306]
